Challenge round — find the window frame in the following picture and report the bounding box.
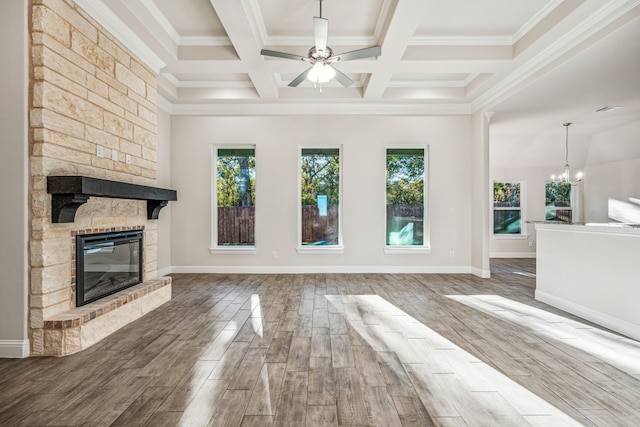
[544,181,574,223]
[492,180,527,239]
[210,144,257,255]
[297,145,344,254]
[384,145,431,254]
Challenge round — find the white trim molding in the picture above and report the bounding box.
[490,252,536,258]
[536,290,640,342]
[0,339,30,358]
[170,265,473,275]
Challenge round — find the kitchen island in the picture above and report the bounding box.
[534,222,640,341]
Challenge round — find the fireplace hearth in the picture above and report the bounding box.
[76,230,143,306]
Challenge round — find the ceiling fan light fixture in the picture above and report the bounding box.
[307,62,335,83]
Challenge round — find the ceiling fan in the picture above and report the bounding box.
[260,0,381,91]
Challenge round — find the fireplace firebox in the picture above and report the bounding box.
[76,230,143,306]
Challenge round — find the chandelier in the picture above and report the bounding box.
[551,122,582,185]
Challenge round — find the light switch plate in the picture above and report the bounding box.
[96,145,104,158]
[111,150,118,161]
[125,154,131,164]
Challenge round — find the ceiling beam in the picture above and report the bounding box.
[210,0,278,98]
[363,0,430,99]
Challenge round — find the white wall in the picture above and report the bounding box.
[583,121,640,223]
[170,115,473,272]
[0,0,29,357]
[156,107,172,275]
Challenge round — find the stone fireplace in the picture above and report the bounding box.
[29,0,173,356]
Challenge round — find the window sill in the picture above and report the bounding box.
[297,245,344,255]
[209,247,257,255]
[384,246,432,255]
[492,235,530,240]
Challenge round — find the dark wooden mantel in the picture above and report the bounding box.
[47,176,177,223]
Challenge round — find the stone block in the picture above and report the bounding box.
[30,309,44,330]
[112,200,140,217]
[76,197,113,219]
[30,236,71,268]
[30,156,78,179]
[43,128,94,154]
[42,0,98,43]
[31,287,71,309]
[96,69,128,96]
[114,161,141,176]
[141,284,171,315]
[141,146,156,162]
[40,142,93,167]
[127,89,156,113]
[119,139,142,157]
[33,5,70,47]
[31,108,85,140]
[91,156,115,170]
[98,32,130,67]
[108,86,138,114]
[85,125,119,149]
[87,92,124,117]
[85,74,109,98]
[104,111,133,139]
[125,110,156,133]
[41,82,103,129]
[40,34,96,75]
[31,263,71,294]
[141,168,157,180]
[80,299,141,348]
[30,329,44,356]
[71,29,114,74]
[115,63,146,97]
[64,327,82,355]
[146,84,157,104]
[129,59,156,85]
[133,125,156,149]
[137,104,157,125]
[31,189,50,219]
[43,329,64,356]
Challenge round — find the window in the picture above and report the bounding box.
[386,148,427,248]
[545,182,572,223]
[212,147,256,251]
[299,147,342,251]
[493,182,523,235]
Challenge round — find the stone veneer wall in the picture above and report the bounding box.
[29,0,166,356]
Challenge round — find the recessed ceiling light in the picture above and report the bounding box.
[595,105,622,113]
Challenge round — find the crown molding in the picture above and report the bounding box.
[169,101,472,116]
[180,36,232,46]
[139,0,180,46]
[74,0,166,73]
[512,0,564,43]
[410,36,513,46]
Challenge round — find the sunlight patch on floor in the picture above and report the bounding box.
[326,295,583,426]
[447,294,640,376]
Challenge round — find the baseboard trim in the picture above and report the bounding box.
[535,290,640,342]
[490,252,536,258]
[156,266,172,277]
[471,267,491,278]
[169,265,473,274]
[0,339,30,358]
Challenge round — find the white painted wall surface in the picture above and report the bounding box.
[583,121,640,223]
[535,223,640,341]
[0,0,29,357]
[169,115,473,272]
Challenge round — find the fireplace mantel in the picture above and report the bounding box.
[47,176,177,223]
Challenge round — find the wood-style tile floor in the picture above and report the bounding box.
[2,259,640,426]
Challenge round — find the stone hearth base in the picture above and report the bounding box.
[38,277,172,356]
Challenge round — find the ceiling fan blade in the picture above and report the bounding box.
[332,67,355,88]
[288,67,313,87]
[333,45,381,62]
[260,49,307,61]
[314,17,328,54]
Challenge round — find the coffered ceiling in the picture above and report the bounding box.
[77,0,640,120]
